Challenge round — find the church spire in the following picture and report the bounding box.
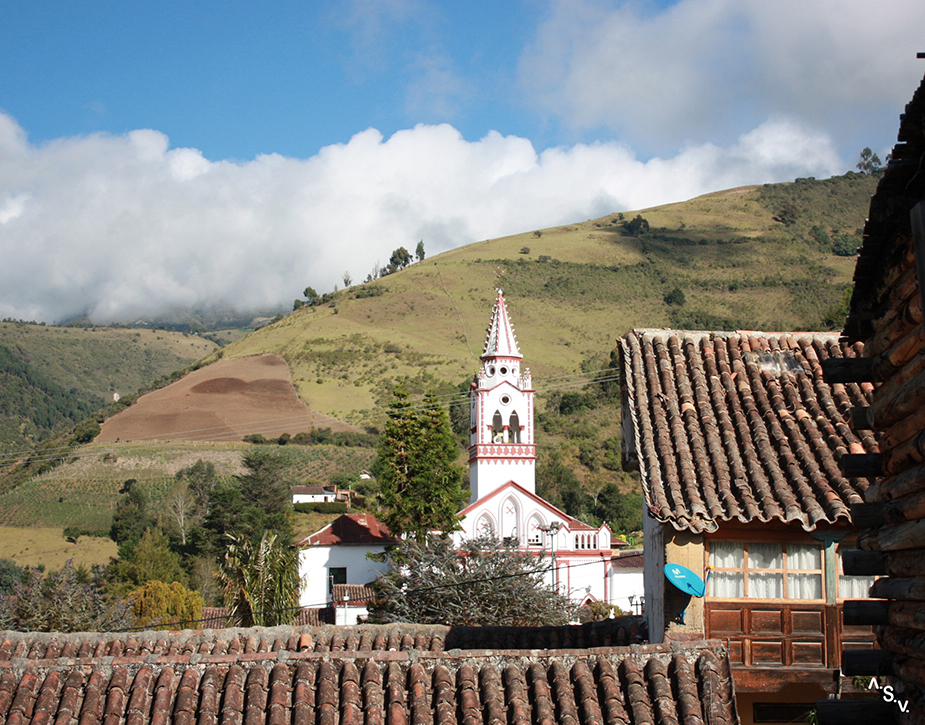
[482,290,522,359]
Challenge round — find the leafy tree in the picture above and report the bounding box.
[219,531,302,627]
[110,486,156,559]
[303,286,319,305]
[625,215,649,235]
[237,448,295,542]
[2,560,132,632]
[107,526,187,594]
[368,536,576,626]
[415,240,425,262]
[389,246,412,270]
[856,147,882,175]
[0,558,24,595]
[175,459,220,519]
[810,225,831,250]
[129,580,205,630]
[374,390,466,540]
[832,233,860,257]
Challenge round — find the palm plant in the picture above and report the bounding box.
[219,530,303,626]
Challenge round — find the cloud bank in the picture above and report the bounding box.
[519,0,925,155]
[0,111,841,323]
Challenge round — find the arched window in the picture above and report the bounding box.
[527,515,544,546]
[509,411,521,443]
[492,411,504,443]
[501,496,519,541]
[476,514,495,538]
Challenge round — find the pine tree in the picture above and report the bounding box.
[375,389,466,540]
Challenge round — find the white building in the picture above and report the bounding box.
[291,485,337,504]
[295,513,395,624]
[297,291,629,613]
[456,291,614,607]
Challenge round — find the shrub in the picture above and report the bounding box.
[129,580,205,631]
[832,233,860,256]
[664,287,686,306]
[293,502,348,514]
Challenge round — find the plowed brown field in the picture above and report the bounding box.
[97,354,351,443]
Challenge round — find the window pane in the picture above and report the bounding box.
[710,571,744,598]
[839,575,875,599]
[710,541,744,568]
[787,573,822,599]
[788,544,822,570]
[749,543,783,570]
[749,572,783,598]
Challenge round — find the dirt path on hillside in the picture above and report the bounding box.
[97,354,352,443]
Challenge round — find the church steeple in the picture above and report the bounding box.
[482,290,522,359]
[468,291,536,503]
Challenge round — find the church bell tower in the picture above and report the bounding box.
[468,291,536,503]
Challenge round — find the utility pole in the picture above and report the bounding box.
[539,521,563,592]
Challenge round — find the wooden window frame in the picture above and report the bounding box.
[706,540,826,602]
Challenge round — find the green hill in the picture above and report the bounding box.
[0,323,218,455]
[0,172,877,538]
[217,173,874,417]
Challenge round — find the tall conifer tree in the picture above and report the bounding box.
[376,389,465,540]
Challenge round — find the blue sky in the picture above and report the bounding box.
[1,0,924,323]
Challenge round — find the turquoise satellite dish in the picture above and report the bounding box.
[664,563,707,598]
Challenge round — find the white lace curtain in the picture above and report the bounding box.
[708,541,823,599]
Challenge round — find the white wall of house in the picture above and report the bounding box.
[609,568,645,614]
[298,544,389,609]
[292,492,335,503]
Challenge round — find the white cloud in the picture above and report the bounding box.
[0,111,841,324]
[519,0,925,154]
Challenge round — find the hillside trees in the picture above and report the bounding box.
[389,246,412,270]
[415,240,425,262]
[857,147,883,175]
[374,389,466,540]
[368,536,575,626]
[0,560,132,632]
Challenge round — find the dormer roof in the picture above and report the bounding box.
[481,290,522,359]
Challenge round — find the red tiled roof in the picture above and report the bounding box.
[200,607,335,629]
[620,329,878,533]
[611,554,644,569]
[332,584,375,604]
[296,513,396,546]
[0,618,645,659]
[0,626,737,725]
[290,485,333,496]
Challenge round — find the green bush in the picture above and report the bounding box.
[293,502,348,514]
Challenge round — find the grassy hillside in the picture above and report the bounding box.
[0,172,876,547]
[0,323,218,455]
[0,441,376,531]
[217,173,874,418]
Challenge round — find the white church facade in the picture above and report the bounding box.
[454,291,614,607]
[297,291,638,618]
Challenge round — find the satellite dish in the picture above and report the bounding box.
[664,563,708,598]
